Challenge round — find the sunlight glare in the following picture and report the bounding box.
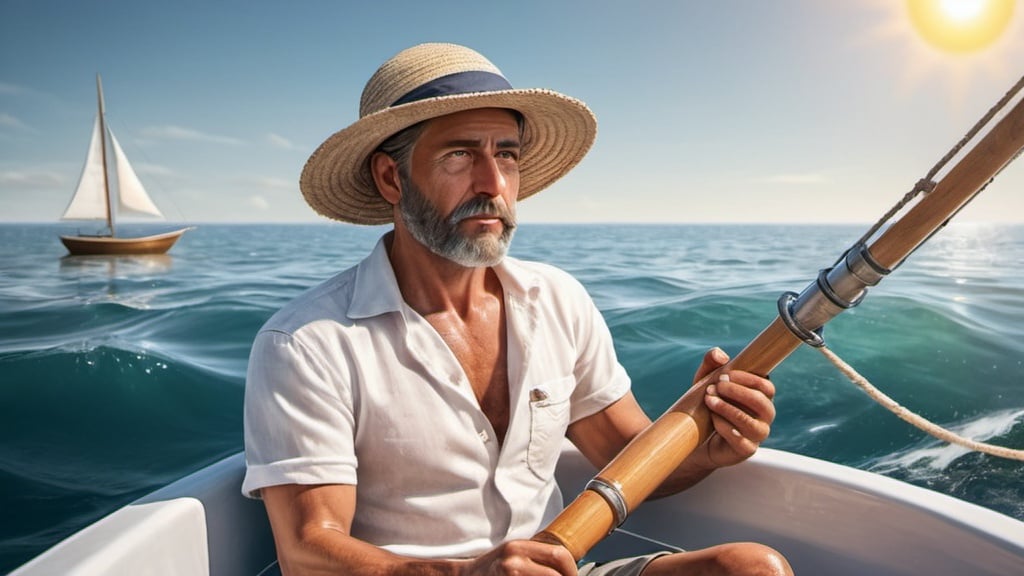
[907,0,1015,53]
[941,0,986,21]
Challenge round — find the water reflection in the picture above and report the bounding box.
[58,254,174,307]
[59,254,173,276]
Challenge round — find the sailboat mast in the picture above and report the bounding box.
[96,74,115,236]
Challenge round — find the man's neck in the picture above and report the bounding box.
[384,230,500,319]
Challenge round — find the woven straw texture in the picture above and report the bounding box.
[300,43,597,224]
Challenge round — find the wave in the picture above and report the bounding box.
[0,344,243,518]
[3,222,1023,571]
[868,408,1024,473]
[863,408,1024,520]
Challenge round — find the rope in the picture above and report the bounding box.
[818,345,1024,461]
[810,77,1024,461]
[846,74,1024,265]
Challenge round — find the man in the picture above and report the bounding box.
[243,43,792,576]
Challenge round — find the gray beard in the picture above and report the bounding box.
[398,178,517,268]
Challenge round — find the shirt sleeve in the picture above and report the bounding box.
[565,276,632,424]
[241,328,358,498]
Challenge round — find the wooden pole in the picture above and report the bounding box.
[96,74,115,237]
[534,88,1024,561]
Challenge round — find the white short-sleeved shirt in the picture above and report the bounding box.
[242,236,630,559]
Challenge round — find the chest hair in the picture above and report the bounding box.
[427,303,510,444]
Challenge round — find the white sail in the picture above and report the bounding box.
[58,75,191,255]
[61,116,109,221]
[109,131,163,217]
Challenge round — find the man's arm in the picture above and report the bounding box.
[262,483,408,576]
[261,484,577,576]
[565,347,776,498]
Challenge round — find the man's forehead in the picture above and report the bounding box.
[420,108,521,138]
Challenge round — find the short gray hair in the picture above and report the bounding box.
[375,110,525,180]
[375,122,426,181]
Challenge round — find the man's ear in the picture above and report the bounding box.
[370,152,402,206]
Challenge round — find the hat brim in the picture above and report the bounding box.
[300,88,597,225]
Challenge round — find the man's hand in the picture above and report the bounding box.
[693,348,776,469]
[459,540,577,576]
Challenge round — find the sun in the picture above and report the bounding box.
[860,0,1024,111]
[906,0,1015,53]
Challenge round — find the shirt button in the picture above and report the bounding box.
[478,429,490,442]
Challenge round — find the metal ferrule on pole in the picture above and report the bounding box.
[779,243,891,347]
[584,477,629,530]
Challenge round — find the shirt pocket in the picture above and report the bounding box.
[526,377,573,480]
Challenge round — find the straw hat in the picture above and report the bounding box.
[300,43,598,224]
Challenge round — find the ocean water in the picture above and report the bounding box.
[1,222,1023,571]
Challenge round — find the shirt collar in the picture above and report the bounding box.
[347,234,542,319]
[348,235,405,319]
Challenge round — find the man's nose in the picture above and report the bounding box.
[472,156,509,198]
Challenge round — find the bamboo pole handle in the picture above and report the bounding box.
[534,319,801,559]
[535,87,1024,561]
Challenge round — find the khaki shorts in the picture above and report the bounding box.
[578,551,673,576]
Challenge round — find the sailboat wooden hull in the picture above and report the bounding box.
[60,227,191,255]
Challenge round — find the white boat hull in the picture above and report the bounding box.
[561,448,1024,576]
[12,446,1024,575]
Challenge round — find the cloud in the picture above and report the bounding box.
[132,162,176,178]
[0,113,28,130]
[0,169,65,188]
[249,195,271,211]
[266,132,298,150]
[757,173,828,185]
[0,83,28,95]
[139,125,244,145]
[238,175,294,191]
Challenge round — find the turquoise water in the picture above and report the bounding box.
[2,222,1023,571]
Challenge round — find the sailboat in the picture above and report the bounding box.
[60,75,191,256]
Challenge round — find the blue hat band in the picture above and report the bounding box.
[391,70,513,107]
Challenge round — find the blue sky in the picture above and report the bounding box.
[2,0,1023,224]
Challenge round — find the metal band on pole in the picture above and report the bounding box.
[585,478,629,529]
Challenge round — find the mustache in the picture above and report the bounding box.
[447,196,517,229]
